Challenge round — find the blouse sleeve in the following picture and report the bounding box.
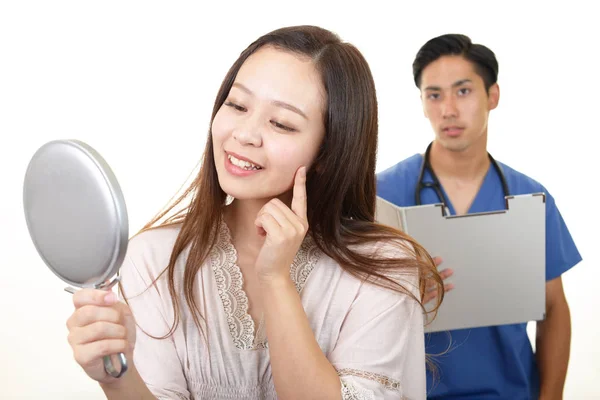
[328,267,426,400]
[117,247,191,400]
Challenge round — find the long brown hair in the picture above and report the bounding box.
[126,25,443,340]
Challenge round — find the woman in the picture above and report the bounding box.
[66,25,443,400]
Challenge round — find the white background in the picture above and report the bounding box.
[1,1,597,398]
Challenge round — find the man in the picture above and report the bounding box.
[376,34,582,399]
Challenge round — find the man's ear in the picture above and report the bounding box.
[488,83,500,111]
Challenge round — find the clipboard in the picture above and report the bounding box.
[375,194,546,332]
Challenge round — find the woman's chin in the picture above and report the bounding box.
[218,187,277,203]
[218,179,290,202]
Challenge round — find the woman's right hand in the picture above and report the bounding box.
[66,289,136,384]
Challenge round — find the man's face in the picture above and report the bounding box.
[420,55,499,152]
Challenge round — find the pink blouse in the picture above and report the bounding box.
[118,222,426,399]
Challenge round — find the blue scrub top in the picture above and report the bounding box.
[376,154,582,399]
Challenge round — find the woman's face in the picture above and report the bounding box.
[212,46,326,202]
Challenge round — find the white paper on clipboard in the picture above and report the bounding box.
[375,194,546,333]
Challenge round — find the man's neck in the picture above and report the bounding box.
[429,137,490,182]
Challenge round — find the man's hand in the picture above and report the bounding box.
[424,256,454,304]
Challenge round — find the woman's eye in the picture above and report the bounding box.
[224,101,246,112]
[271,120,296,132]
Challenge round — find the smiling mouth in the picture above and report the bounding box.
[227,154,263,171]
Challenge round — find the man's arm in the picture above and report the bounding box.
[536,276,571,400]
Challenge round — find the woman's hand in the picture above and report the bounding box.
[66,289,136,384]
[254,166,309,284]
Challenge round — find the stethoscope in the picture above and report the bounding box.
[415,142,510,216]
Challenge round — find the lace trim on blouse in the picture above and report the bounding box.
[340,378,375,400]
[209,222,321,350]
[338,368,403,393]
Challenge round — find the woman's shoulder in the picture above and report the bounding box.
[128,223,182,252]
[325,237,421,298]
[348,236,416,262]
[124,223,184,274]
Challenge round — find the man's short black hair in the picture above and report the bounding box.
[413,34,499,92]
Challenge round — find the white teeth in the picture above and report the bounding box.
[228,154,261,170]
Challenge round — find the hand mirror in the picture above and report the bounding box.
[23,139,129,378]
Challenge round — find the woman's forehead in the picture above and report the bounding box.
[233,47,326,115]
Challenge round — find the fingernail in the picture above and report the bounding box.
[104,292,116,304]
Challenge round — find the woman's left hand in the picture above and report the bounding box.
[254,166,308,284]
